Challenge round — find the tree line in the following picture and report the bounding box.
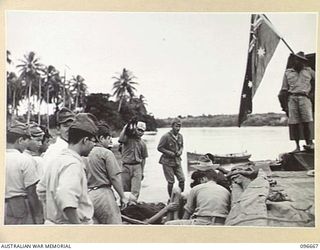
[6,51,157,133]
[156,113,288,128]
[7,50,287,133]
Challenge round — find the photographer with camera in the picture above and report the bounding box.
[118,118,148,199]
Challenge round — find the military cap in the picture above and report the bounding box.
[171,118,182,126]
[8,121,30,136]
[56,107,75,124]
[136,121,146,131]
[70,113,98,135]
[28,122,45,138]
[97,122,111,137]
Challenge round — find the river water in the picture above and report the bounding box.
[137,126,294,203]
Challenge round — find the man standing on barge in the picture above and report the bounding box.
[280,51,315,152]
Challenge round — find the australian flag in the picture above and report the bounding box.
[238,14,281,126]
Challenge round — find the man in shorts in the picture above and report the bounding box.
[280,51,315,152]
[158,118,185,198]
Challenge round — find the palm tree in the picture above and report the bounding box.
[6,50,16,118]
[42,65,62,126]
[70,75,88,111]
[7,72,22,117]
[64,80,74,110]
[112,68,138,112]
[16,51,44,124]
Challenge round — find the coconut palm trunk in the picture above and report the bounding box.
[12,90,16,115]
[27,80,32,124]
[46,87,50,126]
[11,90,17,123]
[63,69,66,107]
[118,96,123,112]
[38,77,41,125]
[75,95,78,110]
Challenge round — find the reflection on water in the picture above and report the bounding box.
[139,126,293,203]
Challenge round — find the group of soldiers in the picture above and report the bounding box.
[7,108,268,226]
[5,104,244,226]
[5,51,315,226]
[5,107,190,225]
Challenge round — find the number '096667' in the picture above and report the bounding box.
[300,244,319,248]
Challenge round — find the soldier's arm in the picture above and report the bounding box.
[118,125,128,143]
[26,183,43,224]
[157,135,175,157]
[64,207,81,224]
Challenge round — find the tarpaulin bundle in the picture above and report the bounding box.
[121,202,166,224]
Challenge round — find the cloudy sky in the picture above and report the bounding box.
[6,11,317,118]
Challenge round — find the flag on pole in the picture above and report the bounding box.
[238,14,281,126]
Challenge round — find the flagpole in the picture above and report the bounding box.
[280,37,295,54]
[262,14,295,54]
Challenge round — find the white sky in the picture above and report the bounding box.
[6,11,317,118]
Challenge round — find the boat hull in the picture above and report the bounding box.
[187,151,251,166]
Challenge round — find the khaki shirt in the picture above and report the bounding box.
[86,145,121,188]
[185,181,230,218]
[6,149,39,199]
[281,67,315,94]
[158,131,183,166]
[119,129,148,164]
[37,148,93,224]
[23,150,44,180]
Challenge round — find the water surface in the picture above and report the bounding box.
[138,126,294,203]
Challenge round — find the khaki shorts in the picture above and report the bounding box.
[5,196,33,225]
[288,95,313,124]
[162,164,185,184]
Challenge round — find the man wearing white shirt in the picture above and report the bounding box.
[42,107,75,162]
[38,108,75,221]
[37,113,98,224]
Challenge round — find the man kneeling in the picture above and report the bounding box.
[165,169,230,225]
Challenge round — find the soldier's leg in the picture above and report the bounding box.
[131,164,143,199]
[162,164,175,197]
[121,164,132,192]
[300,97,313,146]
[174,163,185,192]
[288,96,301,152]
